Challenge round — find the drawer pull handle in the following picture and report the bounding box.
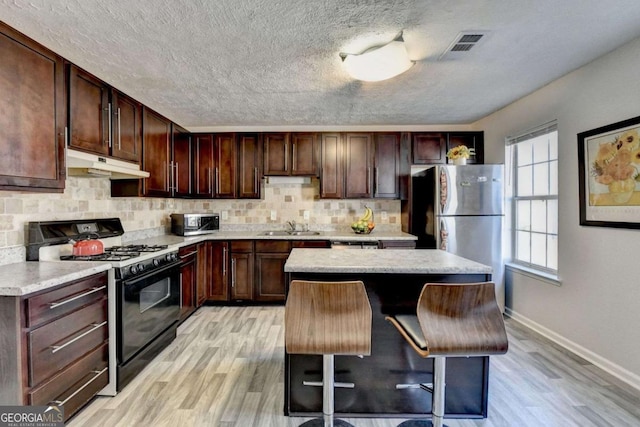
[50,321,107,354]
[179,251,197,259]
[49,286,106,310]
[51,367,108,406]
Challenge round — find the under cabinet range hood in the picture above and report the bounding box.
[66,149,150,179]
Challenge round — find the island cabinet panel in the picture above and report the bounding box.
[0,272,109,422]
[0,23,66,192]
[319,133,344,198]
[284,270,490,418]
[344,133,374,198]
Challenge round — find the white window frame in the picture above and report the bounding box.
[507,121,558,277]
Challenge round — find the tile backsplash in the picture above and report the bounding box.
[0,176,401,262]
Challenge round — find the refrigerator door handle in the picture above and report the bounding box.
[439,168,449,214]
[439,220,448,251]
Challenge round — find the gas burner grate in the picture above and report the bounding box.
[106,244,168,253]
[60,253,139,262]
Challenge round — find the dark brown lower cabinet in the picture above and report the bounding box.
[0,272,109,422]
[254,240,291,302]
[196,241,211,306]
[230,240,254,300]
[179,245,197,322]
[208,241,229,301]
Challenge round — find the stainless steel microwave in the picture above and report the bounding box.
[170,213,220,236]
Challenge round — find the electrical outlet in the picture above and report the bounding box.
[381,211,388,221]
[270,210,277,221]
[303,210,310,220]
[221,210,228,220]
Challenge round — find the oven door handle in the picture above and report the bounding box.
[121,261,181,288]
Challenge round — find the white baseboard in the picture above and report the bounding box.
[505,307,640,392]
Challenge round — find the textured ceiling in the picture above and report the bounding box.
[3,0,640,130]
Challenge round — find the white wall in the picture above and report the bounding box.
[475,36,640,387]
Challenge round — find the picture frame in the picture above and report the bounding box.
[578,115,640,228]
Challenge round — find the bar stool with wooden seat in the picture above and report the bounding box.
[285,280,372,427]
[386,282,508,427]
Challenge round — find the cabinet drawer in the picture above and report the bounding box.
[292,240,331,248]
[28,300,108,387]
[49,366,108,422]
[29,342,108,406]
[255,240,291,253]
[230,240,254,253]
[26,272,107,328]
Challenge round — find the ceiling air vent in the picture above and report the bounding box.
[439,31,489,60]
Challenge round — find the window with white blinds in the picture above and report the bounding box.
[507,122,558,273]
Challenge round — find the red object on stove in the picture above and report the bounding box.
[71,238,104,256]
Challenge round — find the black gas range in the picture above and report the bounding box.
[27,218,181,392]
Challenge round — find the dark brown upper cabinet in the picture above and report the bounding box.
[0,23,66,192]
[344,133,374,198]
[172,125,192,198]
[319,133,343,199]
[374,133,401,198]
[412,132,484,165]
[447,132,484,164]
[320,132,402,199]
[264,132,318,176]
[237,133,262,199]
[412,132,447,164]
[68,65,141,164]
[111,90,142,163]
[193,133,237,198]
[141,108,172,197]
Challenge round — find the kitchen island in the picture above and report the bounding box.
[283,248,493,420]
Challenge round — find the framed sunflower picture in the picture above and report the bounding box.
[578,115,640,228]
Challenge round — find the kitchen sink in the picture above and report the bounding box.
[261,231,291,236]
[260,230,322,236]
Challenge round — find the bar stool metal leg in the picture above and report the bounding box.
[397,357,447,427]
[299,355,355,427]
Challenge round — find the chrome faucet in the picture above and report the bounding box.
[286,220,297,232]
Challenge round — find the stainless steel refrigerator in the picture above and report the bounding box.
[411,164,505,308]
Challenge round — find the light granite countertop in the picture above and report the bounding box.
[0,230,416,297]
[284,248,492,275]
[0,262,112,296]
[128,230,417,248]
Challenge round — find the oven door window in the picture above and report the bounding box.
[118,264,180,363]
[139,278,171,313]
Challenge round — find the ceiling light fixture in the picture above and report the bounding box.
[340,32,414,82]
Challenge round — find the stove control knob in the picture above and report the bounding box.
[129,265,138,275]
[153,259,160,267]
[137,263,144,272]
[166,253,177,262]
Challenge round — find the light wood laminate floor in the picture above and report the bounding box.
[69,306,640,427]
